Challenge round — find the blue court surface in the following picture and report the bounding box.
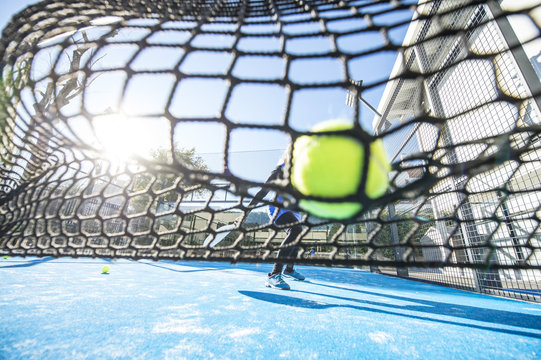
[1,257,540,360]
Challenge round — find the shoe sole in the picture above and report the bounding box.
[265,283,290,290]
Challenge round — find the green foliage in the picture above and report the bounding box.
[148,146,208,171]
[0,61,30,116]
[0,61,31,163]
[328,223,342,239]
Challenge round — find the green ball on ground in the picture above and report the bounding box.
[101,265,110,274]
[291,119,390,219]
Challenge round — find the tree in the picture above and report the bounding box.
[129,145,209,214]
[132,146,208,194]
[0,29,118,195]
[0,60,31,197]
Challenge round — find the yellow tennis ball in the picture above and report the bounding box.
[291,119,390,219]
[101,265,110,274]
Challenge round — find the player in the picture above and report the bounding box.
[236,149,305,290]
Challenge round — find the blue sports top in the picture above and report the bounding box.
[266,164,301,222]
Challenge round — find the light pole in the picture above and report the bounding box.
[345,80,383,117]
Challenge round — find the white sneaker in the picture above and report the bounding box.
[282,269,305,281]
[266,273,290,290]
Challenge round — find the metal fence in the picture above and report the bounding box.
[371,0,541,302]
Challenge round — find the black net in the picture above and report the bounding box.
[1,0,541,300]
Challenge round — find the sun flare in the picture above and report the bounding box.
[92,113,169,162]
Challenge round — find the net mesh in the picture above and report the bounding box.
[1,0,541,300]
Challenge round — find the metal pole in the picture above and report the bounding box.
[359,95,383,118]
[388,202,409,277]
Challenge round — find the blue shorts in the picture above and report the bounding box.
[268,195,301,223]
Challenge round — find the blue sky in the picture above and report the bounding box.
[2,0,413,182]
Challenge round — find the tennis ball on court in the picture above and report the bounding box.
[291,119,390,219]
[101,265,110,274]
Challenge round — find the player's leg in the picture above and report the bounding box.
[265,211,303,289]
[276,212,305,281]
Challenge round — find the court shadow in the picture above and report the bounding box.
[0,257,55,269]
[300,268,436,292]
[304,280,541,331]
[238,289,541,339]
